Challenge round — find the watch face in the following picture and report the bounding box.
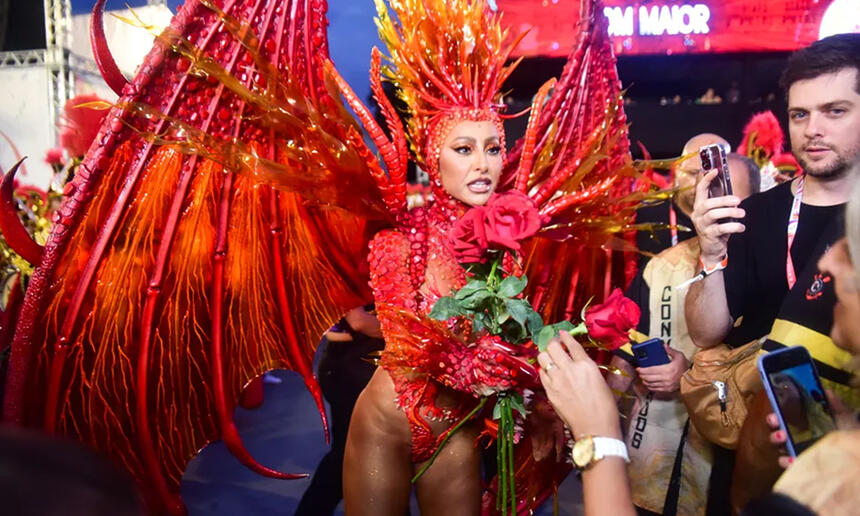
[572,437,595,468]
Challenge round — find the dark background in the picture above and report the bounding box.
[503,52,792,158]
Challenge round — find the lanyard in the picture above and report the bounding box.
[786,176,804,289]
[669,204,679,247]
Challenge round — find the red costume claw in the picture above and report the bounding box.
[90,0,129,96]
[0,158,43,266]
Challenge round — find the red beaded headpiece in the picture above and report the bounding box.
[374,0,521,180]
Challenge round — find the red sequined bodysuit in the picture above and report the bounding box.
[369,198,484,461]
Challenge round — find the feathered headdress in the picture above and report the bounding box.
[738,110,799,189]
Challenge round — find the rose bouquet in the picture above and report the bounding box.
[420,191,639,514]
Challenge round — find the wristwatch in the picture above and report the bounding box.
[571,436,629,470]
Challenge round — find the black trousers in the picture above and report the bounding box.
[294,337,382,516]
[705,444,735,516]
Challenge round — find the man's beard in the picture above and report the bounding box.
[794,143,857,180]
[797,153,850,180]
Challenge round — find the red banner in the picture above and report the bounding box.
[498,0,860,57]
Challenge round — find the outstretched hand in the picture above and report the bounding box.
[537,331,621,439]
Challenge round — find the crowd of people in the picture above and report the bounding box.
[0,1,858,515]
[538,32,860,516]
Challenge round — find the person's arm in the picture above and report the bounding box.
[581,454,635,516]
[344,306,383,338]
[685,169,746,348]
[685,270,733,348]
[538,332,635,516]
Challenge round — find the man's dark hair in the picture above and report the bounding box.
[780,33,860,94]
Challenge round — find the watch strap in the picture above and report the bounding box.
[592,437,630,463]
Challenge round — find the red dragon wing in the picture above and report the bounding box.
[2,0,396,513]
[504,0,639,325]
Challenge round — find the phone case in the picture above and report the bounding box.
[757,346,834,457]
[633,338,670,368]
[700,143,734,199]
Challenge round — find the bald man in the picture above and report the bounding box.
[635,133,730,269]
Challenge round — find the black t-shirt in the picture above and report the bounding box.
[635,201,696,270]
[765,211,851,386]
[724,181,844,347]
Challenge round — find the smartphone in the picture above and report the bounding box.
[632,338,670,368]
[699,143,733,199]
[758,346,836,456]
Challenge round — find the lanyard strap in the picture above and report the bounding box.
[669,204,679,247]
[786,176,804,289]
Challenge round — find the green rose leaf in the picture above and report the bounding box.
[534,320,580,351]
[505,298,532,326]
[526,310,544,334]
[502,322,527,344]
[472,312,491,333]
[429,296,462,320]
[554,320,576,332]
[496,307,510,325]
[454,279,488,301]
[497,275,527,298]
[536,325,556,351]
[459,289,494,310]
[492,400,502,420]
[509,393,527,417]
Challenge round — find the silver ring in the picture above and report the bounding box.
[544,362,556,372]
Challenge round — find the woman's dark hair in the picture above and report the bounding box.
[780,33,860,94]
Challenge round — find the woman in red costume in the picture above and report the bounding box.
[341,1,638,513]
[344,117,512,514]
[339,6,532,513]
[1,0,637,514]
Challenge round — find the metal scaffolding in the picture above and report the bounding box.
[43,0,74,130]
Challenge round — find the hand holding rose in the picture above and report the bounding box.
[538,331,622,439]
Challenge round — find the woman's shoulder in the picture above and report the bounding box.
[773,430,860,513]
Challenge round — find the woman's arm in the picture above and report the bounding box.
[344,306,383,338]
[538,332,635,516]
[368,230,418,313]
[581,456,635,516]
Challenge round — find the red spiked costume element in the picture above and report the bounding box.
[738,110,800,187]
[2,0,637,514]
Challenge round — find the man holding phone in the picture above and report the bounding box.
[685,33,860,515]
[686,33,860,355]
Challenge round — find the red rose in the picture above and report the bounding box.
[59,94,108,157]
[584,288,641,350]
[448,206,489,263]
[483,191,542,253]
